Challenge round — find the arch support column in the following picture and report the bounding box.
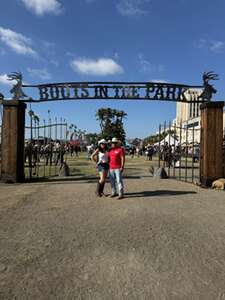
[200,101,224,187]
[1,100,26,183]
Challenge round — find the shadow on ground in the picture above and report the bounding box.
[24,174,142,184]
[125,190,197,198]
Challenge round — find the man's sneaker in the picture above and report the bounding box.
[117,194,124,200]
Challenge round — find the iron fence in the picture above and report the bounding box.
[0,124,1,178]
[223,135,225,177]
[0,104,2,177]
[25,118,69,180]
[156,121,201,183]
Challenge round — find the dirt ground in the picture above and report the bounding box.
[0,172,225,299]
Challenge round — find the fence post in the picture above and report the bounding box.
[200,101,224,187]
[1,100,26,183]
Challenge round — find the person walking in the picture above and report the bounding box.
[70,144,74,157]
[108,138,125,200]
[91,139,109,197]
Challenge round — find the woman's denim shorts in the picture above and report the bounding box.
[97,163,109,172]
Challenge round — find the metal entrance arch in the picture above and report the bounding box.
[0,72,224,186]
[22,81,204,103]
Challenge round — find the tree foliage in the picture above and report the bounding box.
[96,108,127,142]
[85,133,99,145]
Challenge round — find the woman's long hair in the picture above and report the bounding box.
[98,144,108,153]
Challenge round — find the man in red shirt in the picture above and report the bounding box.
[108,137,125,199]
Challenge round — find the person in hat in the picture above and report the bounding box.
[108,137,126,199]
[91,139,109,197]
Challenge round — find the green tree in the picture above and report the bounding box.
[96,108,127,142]
[85,133,99,145]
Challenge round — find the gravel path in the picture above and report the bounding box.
[0,175,225,300]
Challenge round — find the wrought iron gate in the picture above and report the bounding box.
[157,121,201,183]
[24,116,68,180]
[0,120,1,179]
[223,133,225,177]
[0,103,2,178]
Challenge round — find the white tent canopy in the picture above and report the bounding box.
[154,134,179,146]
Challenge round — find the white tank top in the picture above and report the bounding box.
[98,151,109,164]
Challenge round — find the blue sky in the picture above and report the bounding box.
[0,0,225,138]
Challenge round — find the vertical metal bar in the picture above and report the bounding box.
[168,121,171,177]
[49,118,52,177]
[24,111,26,180]
[37,119,40,178]
[35,119,37,140]
[60,117,63,141]
[48,116,50,139]
[34,119,37,178]
[191,125,195,183]
[60,117,63,168]
[29,111,33,179]
[173,122,176,178]
[163,121,166,168]
[55,117,57,140]
[185,121,188,182]
[43,119,46,178]
[158,123,161,168]
[50,118,52,142]
[55,117,57,176]
[179,121,182,181]
[65,121,68,163]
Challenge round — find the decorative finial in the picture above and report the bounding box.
[199,71,219,101]
[7,72,27,100]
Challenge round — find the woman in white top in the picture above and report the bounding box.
[91,139,109,197]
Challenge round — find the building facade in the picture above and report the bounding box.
[176,89,225,144]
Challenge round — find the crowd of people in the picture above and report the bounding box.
[24,137,200,198]
[88,138,198,199]
[126,142,200,166]
[87,139,200,200]
[24,140,81,167]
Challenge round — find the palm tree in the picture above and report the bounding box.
[28,110,34,118]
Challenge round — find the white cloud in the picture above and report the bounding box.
[138,54,154,72]
[114,52,119,59]
[116,0,149,16]
[138,54,164,73]
[27,68,52,80]
[21,0,62,16]
[138,53,165,73]
[196,38,207,49]
[43,41,55,48]
[50,59,59,67]
[210,41,225,53]
[0,27,37,56]
[0,74,15,86]
[65,51,75,57]
[70,58,124,76]
[196,38,225,53]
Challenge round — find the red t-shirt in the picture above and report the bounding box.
[108,147,125,169]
